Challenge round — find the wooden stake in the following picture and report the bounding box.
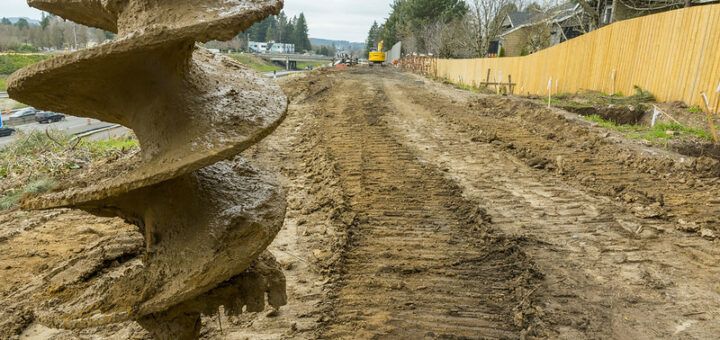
[547,77,552,109]
[701,92,718,143]
[508,75,514,95]
[485,68,491,87]
[714,80,720,116]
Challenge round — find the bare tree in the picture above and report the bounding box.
[468,0,521,57]
[424,16,474,58]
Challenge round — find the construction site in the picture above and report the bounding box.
[1,0,720,339]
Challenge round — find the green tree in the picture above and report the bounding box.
[41,15,50,30]
[15,18,29,30]
[0,18,11,25]
[265,22,276,42]
[283,17,295,44]
[365,21,380,54]
[378,0,469,53]
[294,13,311,52]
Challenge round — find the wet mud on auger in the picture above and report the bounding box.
[7,0,289,339]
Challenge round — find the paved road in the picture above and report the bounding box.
[0,92,7,99]
[262,70,309,79]
[0,115,116,149]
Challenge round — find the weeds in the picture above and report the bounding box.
[585,114,641,132]
[628,85,656,102]
[687,106,704,114]
[0,178,56,210]
[0,54,52,75]
[297,62,328,69]
[585,115,713,142]
[226,54,283,72]
[0,129,139,183]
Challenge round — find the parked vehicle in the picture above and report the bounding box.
[9,107,37,119]
[35,111,65,124]
[6,107,38,126]
[0,127,15,137]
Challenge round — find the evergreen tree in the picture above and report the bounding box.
[15,18,30,30]
[41,15,50,30]
[265,22,276,42]
[365,21,380,54]
[294,13,311,52]
[0,18,11,25]
[276,11,287,42]
[284,17,296,44]
[378,0,468,52]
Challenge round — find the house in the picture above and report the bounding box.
[269,42,295,54]
[490,3,588,57]
[249,41,295,54]
[248,41,268,53]
[490,0,720,57]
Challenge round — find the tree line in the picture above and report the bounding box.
[366,0,526,59]
[0,14,114,52]
[206,11,314,54]
[367,0,707,59]
[2,11,316,55]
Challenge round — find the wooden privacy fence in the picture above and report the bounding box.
[400,56,437,76]
[428,4,720,109]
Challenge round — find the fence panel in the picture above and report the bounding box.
[422,5,720,108]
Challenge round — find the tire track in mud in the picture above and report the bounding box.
[311,74,540,339]
[371,70,720,339]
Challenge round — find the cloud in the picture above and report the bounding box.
[1,0,393,42]
[278,0,394,42]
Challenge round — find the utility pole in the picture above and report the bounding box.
[73,24,78,50]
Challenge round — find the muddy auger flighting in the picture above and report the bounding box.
[7,1,289,339]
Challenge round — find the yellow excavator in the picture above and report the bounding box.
[368,40,386,66]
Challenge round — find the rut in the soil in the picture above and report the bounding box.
[314,76,539,339]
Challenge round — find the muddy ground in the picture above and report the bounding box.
[2,67,720,339]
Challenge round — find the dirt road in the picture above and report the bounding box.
[3,67,720,339]
[234,68,720,339]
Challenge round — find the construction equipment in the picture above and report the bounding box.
[369,40,386,66]
[337,53,358,67]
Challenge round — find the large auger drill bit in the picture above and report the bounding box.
[7,0,289,338]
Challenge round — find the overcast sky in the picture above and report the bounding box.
[0,0,394,42]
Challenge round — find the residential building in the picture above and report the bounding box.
[248,41,295,54]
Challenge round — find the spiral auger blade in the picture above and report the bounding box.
[7,1,289,338]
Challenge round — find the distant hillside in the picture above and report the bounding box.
[310,38,364,50]
[5,17,41,26]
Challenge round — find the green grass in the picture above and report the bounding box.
[585,114,713,142]
[0,178,56,210]
[0,75,6,91]
[297,61,328,69]
[0,54,52,75]
[687,106,704,114]
[226,54,283,72]
[585,114,641,132]
[79,136,139,152]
